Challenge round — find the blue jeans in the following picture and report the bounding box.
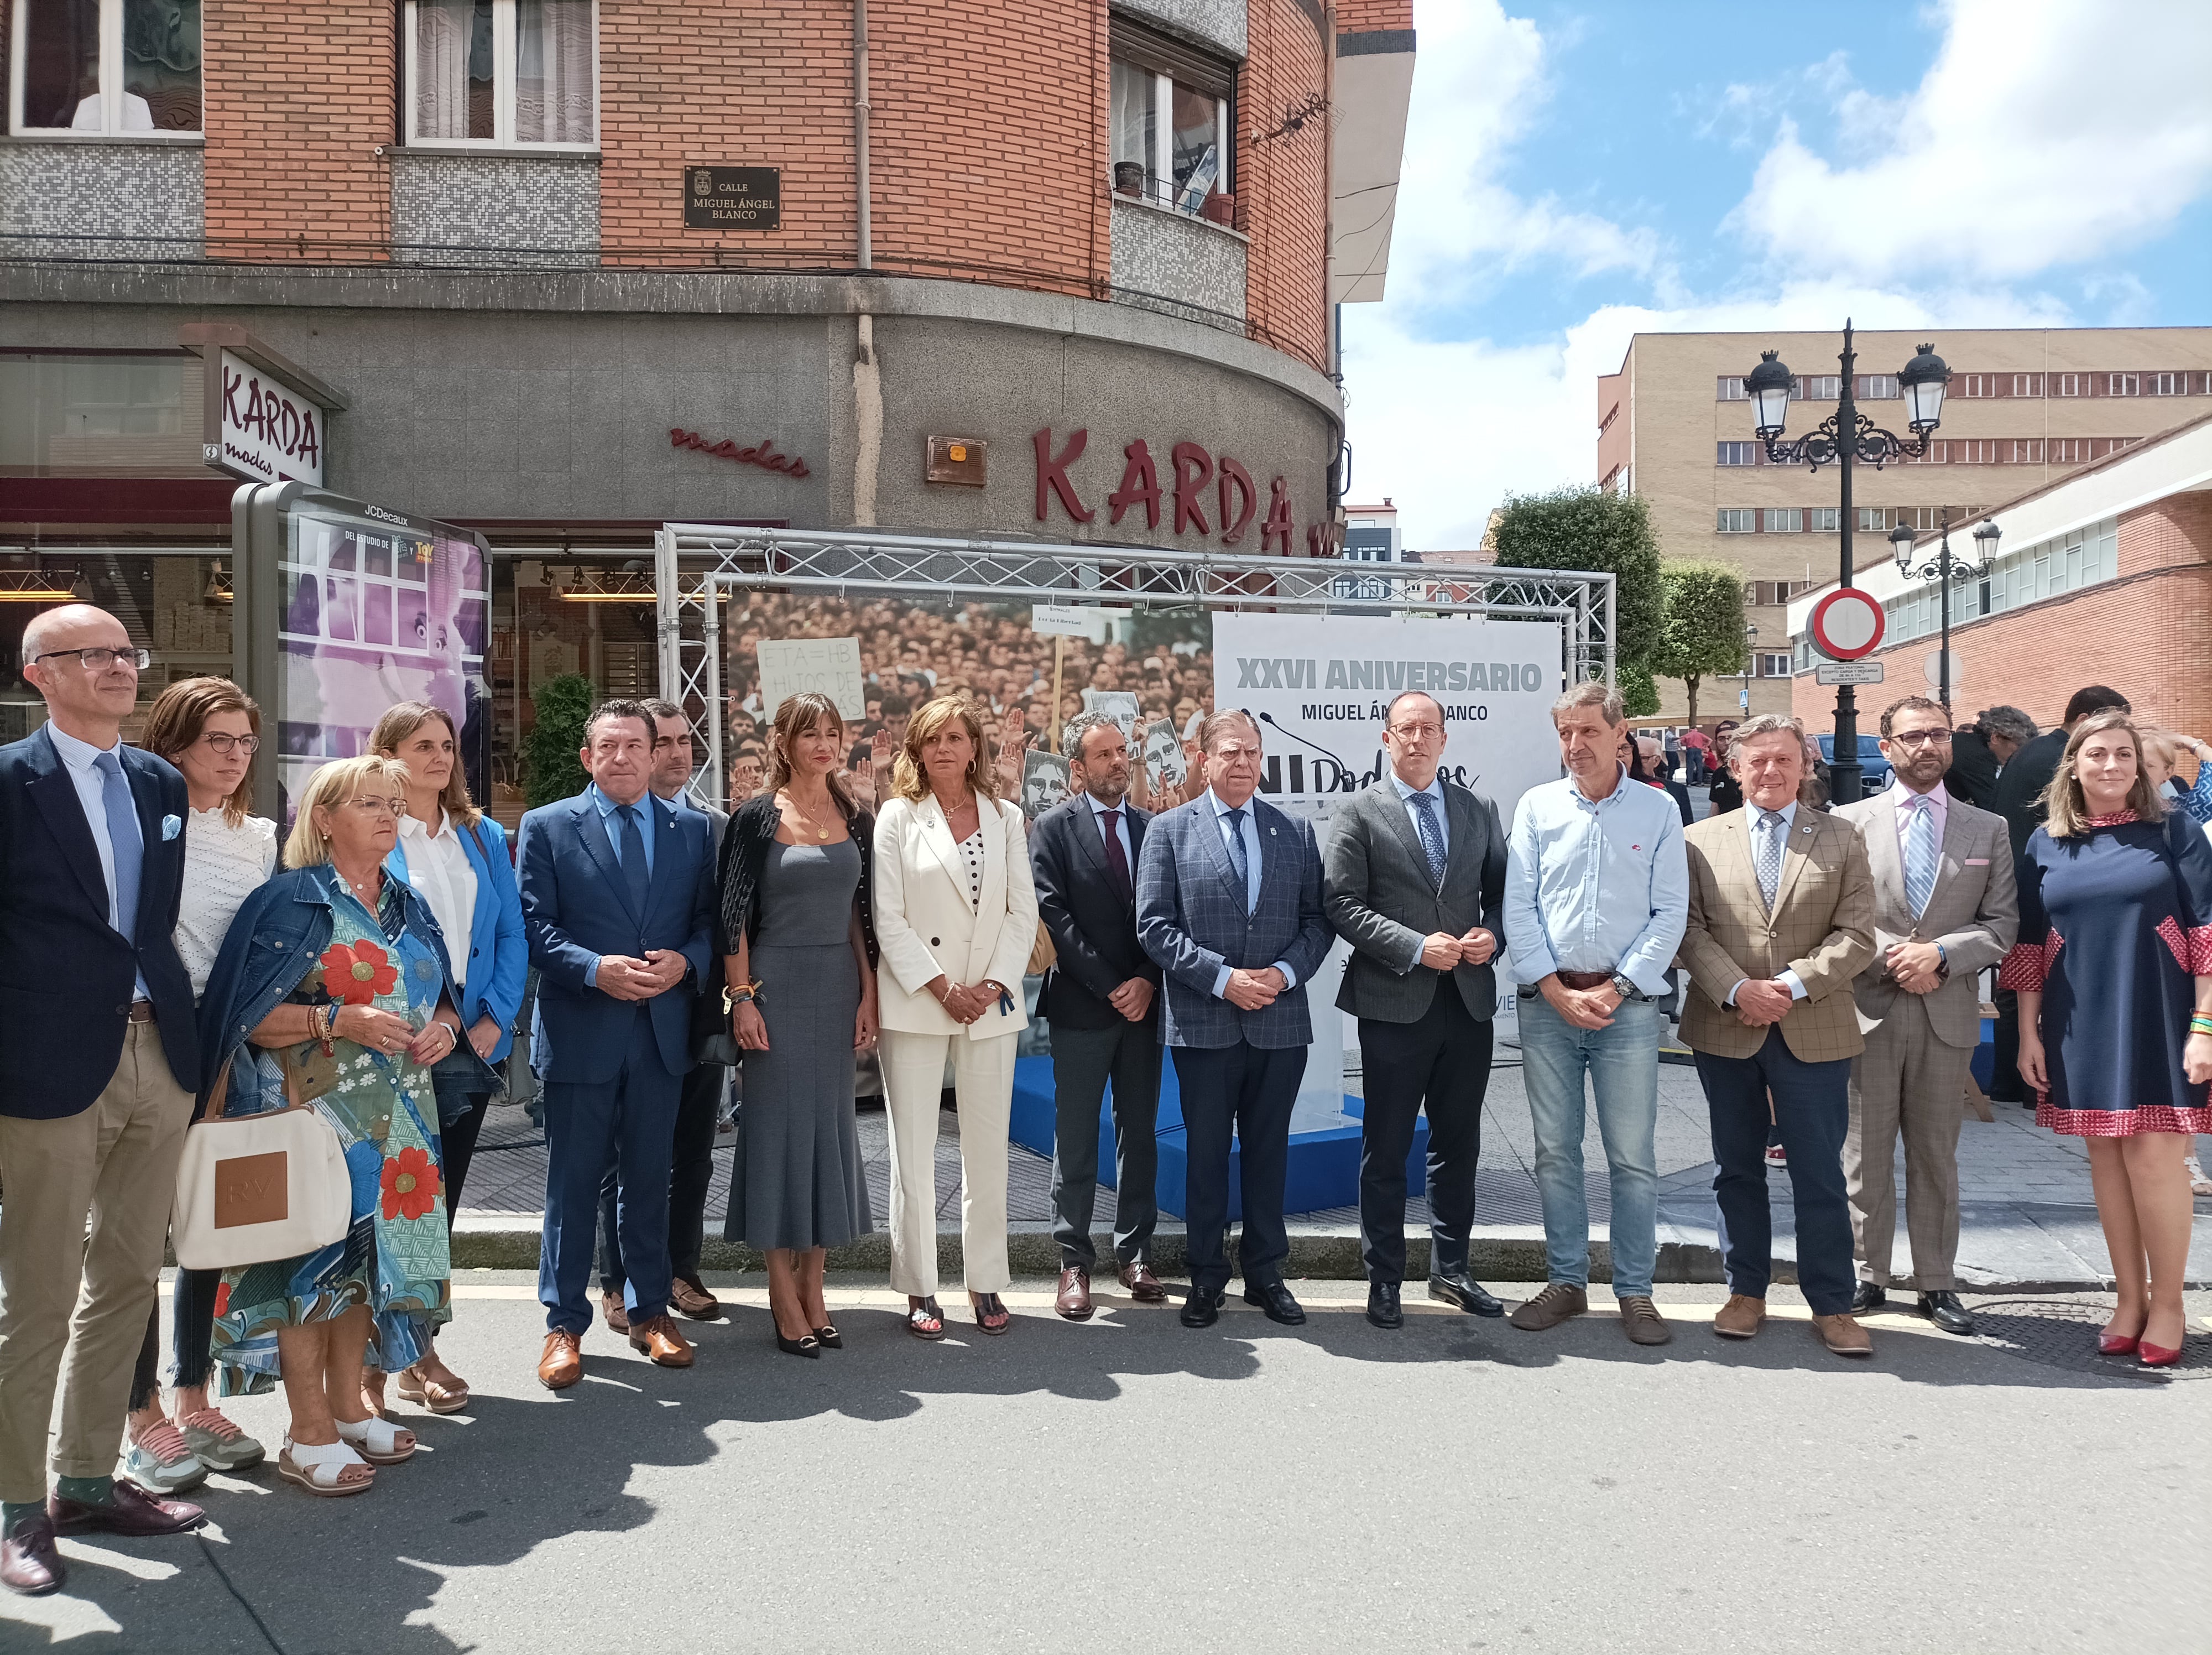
[1517,992,1661,1297]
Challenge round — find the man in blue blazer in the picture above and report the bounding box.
[0,606,205,1596]
[1136,709,1334,1329]
[519,700,716,1389]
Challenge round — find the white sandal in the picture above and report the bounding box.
[278,1437,375,1497]
[333,1414,416,1465]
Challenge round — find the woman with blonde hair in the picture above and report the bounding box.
[872,696,1038,1337]
[366,701,525,1415]
[119,679,278,1493]
[193,755,491,1493]
[2002,711,2212,1366]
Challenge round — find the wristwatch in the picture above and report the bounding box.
[1609,973,1646,1002]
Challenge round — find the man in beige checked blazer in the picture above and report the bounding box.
[1679,714,1876,1356]
[1833,696,2016,1337]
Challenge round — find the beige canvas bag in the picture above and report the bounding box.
[171,1058,353,1272]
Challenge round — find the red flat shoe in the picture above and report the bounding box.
[2138,1340,2181,1368]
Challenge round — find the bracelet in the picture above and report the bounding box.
[2190,1016,2212,1035]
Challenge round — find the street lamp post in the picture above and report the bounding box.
[1743,322,1951,805]
[1736,622,1759,713]
[1890,511,2001,715]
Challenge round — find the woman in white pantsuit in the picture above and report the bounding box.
[873,697,1038,1339]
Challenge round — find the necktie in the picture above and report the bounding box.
[93,749,143,944]
[1904,795,1937,919]
[1223,806,1252,912]
[617,803,650,919]
[1755,810,1786,909]
[1100,808,1132,898]
[1410,789,1447,886]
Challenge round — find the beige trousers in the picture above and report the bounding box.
[1844,1002,1973,1292]
[0,1023,192,1499]
[878,1028,1016,1298]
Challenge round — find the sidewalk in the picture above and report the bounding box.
[452,1053,2212,1289]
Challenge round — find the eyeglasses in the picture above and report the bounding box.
[1389,722,1445,741]
[1887,729,1953,748]
[33,647,150,672]
[200,733,261,757]
[343,796,409,818]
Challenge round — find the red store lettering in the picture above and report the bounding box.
[1031,427,1316,553]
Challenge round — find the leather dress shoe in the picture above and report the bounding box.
[1429,1270,1505,1318]
[1850,1281,1888,1315]
[538,1329,584,1390]
[1712,1294,1766,1339]
[628,1315,695,1367]
[669,1276,721,1320]
[1055,1267,1093,1320]
[1118,1261,1168,1303]
[49,1479,202,1538]
[1181,1286,1224,1328]
[1243,1279,1307,1326]
[2,1512,64,1596]
[600,1290,630,1335]
[1366,1279,1404,1329]
[1919,1290,1976,1336]
[1812,1312,1874,1357]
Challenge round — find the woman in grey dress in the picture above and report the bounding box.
[718,692,881,1357]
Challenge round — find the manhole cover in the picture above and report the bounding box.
[1969,1298,2209,1383]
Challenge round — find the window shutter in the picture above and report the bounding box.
[1109,14,1238,98]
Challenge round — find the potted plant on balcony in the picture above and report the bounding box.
[1113,161,1145,198]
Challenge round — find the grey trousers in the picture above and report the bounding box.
[1046,1019,1161,1272]
[1844,1003,1973,1291]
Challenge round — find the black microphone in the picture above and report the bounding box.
[1254,710,1341,763]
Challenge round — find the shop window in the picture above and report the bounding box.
[404,0,597,149]
[11,0,201,135]
[1107,15,1233,217]
[0,351,205,475]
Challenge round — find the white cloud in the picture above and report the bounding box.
[1733,0,2212,284]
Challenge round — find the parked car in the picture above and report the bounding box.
[1815,733,1893,792]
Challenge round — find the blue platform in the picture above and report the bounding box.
[1008,1054,1426,1220]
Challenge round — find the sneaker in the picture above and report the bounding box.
[1765,1142,1788,1168]
[121,1422,208,1495]
[1506,1282,1589,1331]
[1618,1295,1673,1346]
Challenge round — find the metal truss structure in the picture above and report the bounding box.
[655,524,1617,811]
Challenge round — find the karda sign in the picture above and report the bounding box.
[210,349,324,487]
[1032,428,1337,556]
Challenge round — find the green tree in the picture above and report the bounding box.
[1619,659,1660,718]
[1648,560,1750,730]
[524,673,596,809]
[1490,486,1663,674]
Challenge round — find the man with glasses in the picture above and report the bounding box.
[0,606,204,1595]
[1833,696,2016,1335]
[1323,691,1508,1329]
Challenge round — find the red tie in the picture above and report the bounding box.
[1100,808,1132,898]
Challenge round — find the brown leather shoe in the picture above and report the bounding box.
[1056,1267,1093,1320]
[1618,1295,1673,1346]
[1713,1294,1767,1339]
[1,1512,63,1595]
[669,1276,721,1320]
[1812,1312,1874,1357]
[538,1329,584,1390]
[1117,1261,1168,1303]
[48,1480,202,1537]
[1506,1282,1589,1331]
[600,1290,630,1335]
[628,1314,695,1367]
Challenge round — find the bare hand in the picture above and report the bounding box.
[467,1014,502,1060]
[1224,969,1280,1011]
[1540,977,1613,1031]
[854,994,879,1051]
[333,1002,416,1054]
[733,1001,770,1052]
[1128,761,1150,810]
[1420,932,1463,971]
[872,727,896,770]
[1886,940,1943,993]
[1458,927,1499,966]
[1107,977,1155,1022]
[1733,979,1795,1026]
[995,729,1032,797]
[938,982,985,1024]
[594,956,654,1001]
[2018,1031,2048,1092]
[852,756,877,810]
[640,949,690,995]
[2185,1032,2212,1086]
[406,1019,460,1066]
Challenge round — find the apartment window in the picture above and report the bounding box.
[1857,374,1900,399]
[1959,373,1995,398]
[1715,376,1746,401]
[2108,373,2140,397]
[1109,17,1234,215]
[1808,507,1838,533]
[1953,439,1996,465]
[11,0,201,134]
[1756,654,1792,678]
[1751,581,1796,607]
[2012,374,2042,398]
[1716,508,1755,533]
[1857,506,1887,532]
[404,0,597,149]
[2056,373,2081,397]
[2010,439,2043,465]
[2155,372,2183,396]
[1764,508,1801,534]
[1802,375,1840,400]
[1716,442,1757,467]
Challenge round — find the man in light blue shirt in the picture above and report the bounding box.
[1500,681,1689,1346]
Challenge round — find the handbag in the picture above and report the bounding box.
[171,1058,353,1272]
[1026,919,1057,976]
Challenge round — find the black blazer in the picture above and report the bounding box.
[1031,794,1160,1031]
[0,727,197,1117]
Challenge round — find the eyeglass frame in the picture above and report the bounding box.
[196,731,262,757]
[31,647,151,672]
[1884,728,1953,748]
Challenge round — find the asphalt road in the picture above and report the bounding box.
[4,1277,2205,1655]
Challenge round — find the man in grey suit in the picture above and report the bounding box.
[1323,691,1508,1329]
[1136,709,1334,1329]
[1834,695,2017,1335]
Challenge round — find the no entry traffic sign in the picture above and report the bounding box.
[1808,587,1886,661]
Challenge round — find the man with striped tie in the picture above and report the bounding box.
[1833,698,2016,1336]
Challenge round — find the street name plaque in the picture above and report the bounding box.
[683,166,781,229]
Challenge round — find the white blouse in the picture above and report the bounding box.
[174,809,279,1000]
[396,809,478,988]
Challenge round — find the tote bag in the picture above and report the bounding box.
[172,1058,353,1272]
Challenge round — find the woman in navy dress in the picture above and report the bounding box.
[2002,712,2212,1367]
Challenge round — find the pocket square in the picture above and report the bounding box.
[161,814,182,841]
[1964,857,1989,865]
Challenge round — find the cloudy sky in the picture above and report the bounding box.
[1342,0,2212,549]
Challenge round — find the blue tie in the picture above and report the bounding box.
[1410,790,1447,886]
[93,749,143,945]
[1223,806,1252,913]
[617,803,650,919]
[1904,795,1937,919]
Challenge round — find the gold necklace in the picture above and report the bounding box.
[782,794,832,841]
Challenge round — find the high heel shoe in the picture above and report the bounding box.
[2138,1339,2181,1368]
[813,1324,842,1350]
[775,1329,821,1359]
[2098,1330,2141,1356]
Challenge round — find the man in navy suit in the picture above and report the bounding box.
[520,700,716,1389]
[0,606,205,1596]
[1136,709,1334,1329]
